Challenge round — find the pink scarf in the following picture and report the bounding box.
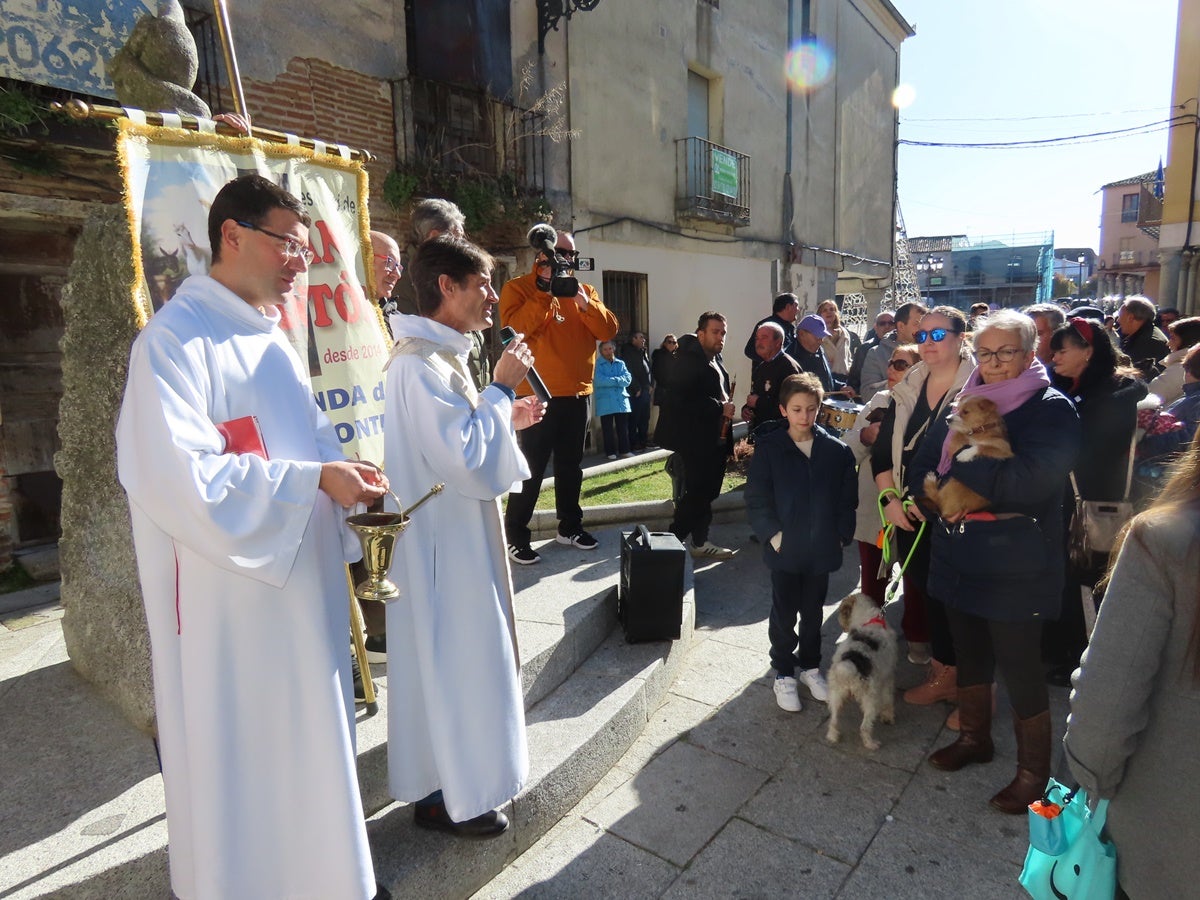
[935,357,1051,475]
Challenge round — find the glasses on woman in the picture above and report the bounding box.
[976,346,1022,363]
[887,358,912,371]
[236,220,316,265]
[915,327,961,344]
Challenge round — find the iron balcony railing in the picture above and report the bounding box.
[398,76,545,193]
[675,136,750,226]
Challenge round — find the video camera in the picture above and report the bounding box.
[528,224,595,298]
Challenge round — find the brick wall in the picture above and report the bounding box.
[244,58,402,240]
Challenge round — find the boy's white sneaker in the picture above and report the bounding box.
[773,675,802,712]
[800,667,828,703]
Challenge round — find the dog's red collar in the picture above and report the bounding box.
[964,420,998,436]
[864,615,888,629]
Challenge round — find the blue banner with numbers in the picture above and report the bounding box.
[0,0,154,97]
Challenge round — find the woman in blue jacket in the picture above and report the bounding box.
[594,340,633,459]
[746,374,857,713]
[908,310,1080,815]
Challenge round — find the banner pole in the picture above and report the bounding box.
[212,0,249,130]
[49,100,374,162]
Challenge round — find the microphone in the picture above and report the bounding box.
[499,326,552,404]
[527,223,558,258]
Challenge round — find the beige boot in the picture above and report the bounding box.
[904,659,957,705]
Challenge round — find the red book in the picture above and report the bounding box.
[215,415,269,459]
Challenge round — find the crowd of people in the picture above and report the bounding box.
[116,171,1198,899]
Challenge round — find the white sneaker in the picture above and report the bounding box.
[689,540,736,560]
[799,667,828,703]
[773,675,802,712]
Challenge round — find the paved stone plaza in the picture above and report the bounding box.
[0,520,1063,898]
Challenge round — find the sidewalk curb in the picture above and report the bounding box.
[531,491,746,539]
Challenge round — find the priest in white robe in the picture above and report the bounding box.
[382,235,544,837]
[116,174,389,899]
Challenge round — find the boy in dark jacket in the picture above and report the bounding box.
[746,374,857,712]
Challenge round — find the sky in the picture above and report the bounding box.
[894,0,1181,252]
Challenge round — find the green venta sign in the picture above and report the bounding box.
[710,148,738,198]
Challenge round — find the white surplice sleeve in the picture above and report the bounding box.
[117,325,322,589]
[388,355,530,501]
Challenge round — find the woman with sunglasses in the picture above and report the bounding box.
[847,344,919,603]
[908,310,1080,814]
[871,307,975,706]
[1042,318,1146,685]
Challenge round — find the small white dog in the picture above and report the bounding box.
[825,593,897,751]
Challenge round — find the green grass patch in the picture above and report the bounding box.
[535,458,746,510]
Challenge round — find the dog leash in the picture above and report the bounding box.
[876,488,927,607]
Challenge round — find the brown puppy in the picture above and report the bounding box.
[922,396,1014,519]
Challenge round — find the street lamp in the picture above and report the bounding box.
[1077,254,1086,294]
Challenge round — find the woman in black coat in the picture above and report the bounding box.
[650,334,677,406]
[1042,318,1147,684]
[908,310,1080,815]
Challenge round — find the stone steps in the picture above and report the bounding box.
[0,528,694,899]
[360,532,696,898]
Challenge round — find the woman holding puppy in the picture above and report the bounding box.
[909,310,1080,814]
[871,307,975,707]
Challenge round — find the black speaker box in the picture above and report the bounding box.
[619,526,685,642]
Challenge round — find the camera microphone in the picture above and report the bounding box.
[527,223,558,257]
[499,326,552,404]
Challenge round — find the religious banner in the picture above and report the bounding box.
[116,115,389,462]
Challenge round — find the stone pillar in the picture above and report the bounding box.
[1175,250,1192,311]
[1185,254,1195,321]
[58,205,155,733]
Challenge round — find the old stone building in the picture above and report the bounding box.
[0,0,912,575]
